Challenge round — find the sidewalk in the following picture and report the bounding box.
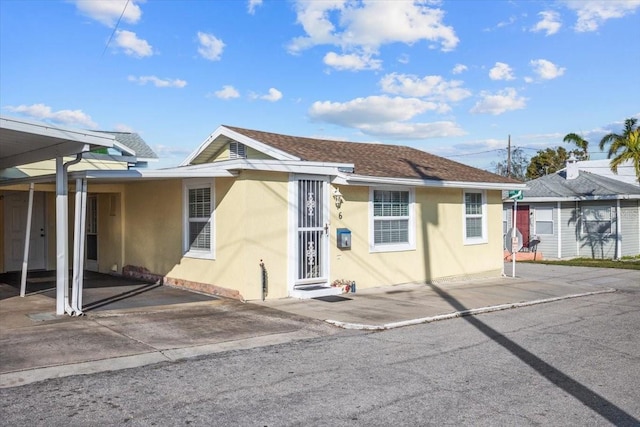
[2,263,637,388]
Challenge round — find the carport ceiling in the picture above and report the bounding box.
[0,115,116,169]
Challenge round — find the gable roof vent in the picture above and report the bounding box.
[230,141,247,159]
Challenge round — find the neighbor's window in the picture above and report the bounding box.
[370,188,415,252]
[535,207,554,235]
[464,191,487,244]
[230,141,246,159]
[582,206,612,234]
[183,179,215,258]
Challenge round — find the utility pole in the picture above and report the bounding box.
[507,134,511,178]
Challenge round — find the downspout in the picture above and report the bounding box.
[71,178,87,315]
[19,183,35,297]
[55,152,85,316]
[616,199,621,260]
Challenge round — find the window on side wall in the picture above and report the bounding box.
[183,179,215,259]
[535,207,554,235]
[370,188,415,252]
[582,206,612,234]
[464,191,487,244]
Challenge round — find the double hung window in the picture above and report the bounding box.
[370,188,415,252]
[535,207,554,235]
[582,206,612,234]
[183,179,215,258]
[464,191,487,244]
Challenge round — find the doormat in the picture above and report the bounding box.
[313,295,352,303]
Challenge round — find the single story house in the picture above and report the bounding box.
[503,157,640,259]
[2,120,525,306]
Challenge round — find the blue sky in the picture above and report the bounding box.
[1,0,639,171]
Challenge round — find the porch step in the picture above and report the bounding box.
[290,285,343,299]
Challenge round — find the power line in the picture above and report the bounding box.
[101,0,130,58]
[443,148,503,158]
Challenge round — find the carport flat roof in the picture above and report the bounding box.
[0,115,118,168]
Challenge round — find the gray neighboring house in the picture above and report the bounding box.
[504,158,640,259]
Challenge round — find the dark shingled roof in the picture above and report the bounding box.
[94,131,158,159]
[225,126,520,184]
[523,170,640,198]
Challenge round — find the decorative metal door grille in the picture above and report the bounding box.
[297,179,325,283]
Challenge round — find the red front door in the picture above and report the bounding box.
[515,205,530,248]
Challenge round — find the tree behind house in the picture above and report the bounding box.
[599,117,640,182]
[492,147,528,181]
[526,146,586,180]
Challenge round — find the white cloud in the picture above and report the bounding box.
[113,123,135,132]
[115,30,153,57]
[564,0,640,32]
[254,88,283,102]
[530,59,565,80]
[248,0,263,14]
[531,10,562,35]
[379,73,472,103]
[489,62,515,81]
[197,32,225,61]
[74,0,143,27]
[309,95,438,127]
[452,64,468,74]
[288,0,458,68]
[358,121,466,139]
[323,51,382,71]
[214,85,240,99]
[470,88,527,115]
[5,103,97,128]
[397,54,410,64]
[128,75,187,88]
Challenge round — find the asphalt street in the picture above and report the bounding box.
[1,275,638,426]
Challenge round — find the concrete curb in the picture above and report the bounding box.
[325,288,617,330]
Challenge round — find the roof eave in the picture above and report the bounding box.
[337,174,527,190]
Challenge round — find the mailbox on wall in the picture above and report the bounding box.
[336,228,351,249]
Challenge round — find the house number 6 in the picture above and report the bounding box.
[339,212,343,219]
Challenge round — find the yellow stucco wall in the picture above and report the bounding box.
[328,186,503,288]
[166,171,290,300]
[96,193,123,273]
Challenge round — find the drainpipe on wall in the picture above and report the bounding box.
[55,152,85,316]
[71,178,87,315]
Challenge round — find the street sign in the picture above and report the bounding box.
[508,190,523,201]
[507,227,523,254]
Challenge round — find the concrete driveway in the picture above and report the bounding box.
[1,263,638,388]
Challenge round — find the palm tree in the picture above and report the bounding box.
[563,132,589,159]
[599,118,640,182]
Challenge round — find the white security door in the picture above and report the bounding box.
[3,191,46,271]
[296,178,329,286]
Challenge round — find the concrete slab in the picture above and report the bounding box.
[2,263,638,388]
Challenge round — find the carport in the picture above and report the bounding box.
[1,115,118,315]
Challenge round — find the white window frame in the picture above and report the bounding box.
[183,178,215,259]
[582,205,612,235]
[369,187,415,253]
[463,190,487,245]
[534,207,554,235]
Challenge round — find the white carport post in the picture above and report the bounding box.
[71,178,87,315]
[19,183,35,297]
[55,157,69,315]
